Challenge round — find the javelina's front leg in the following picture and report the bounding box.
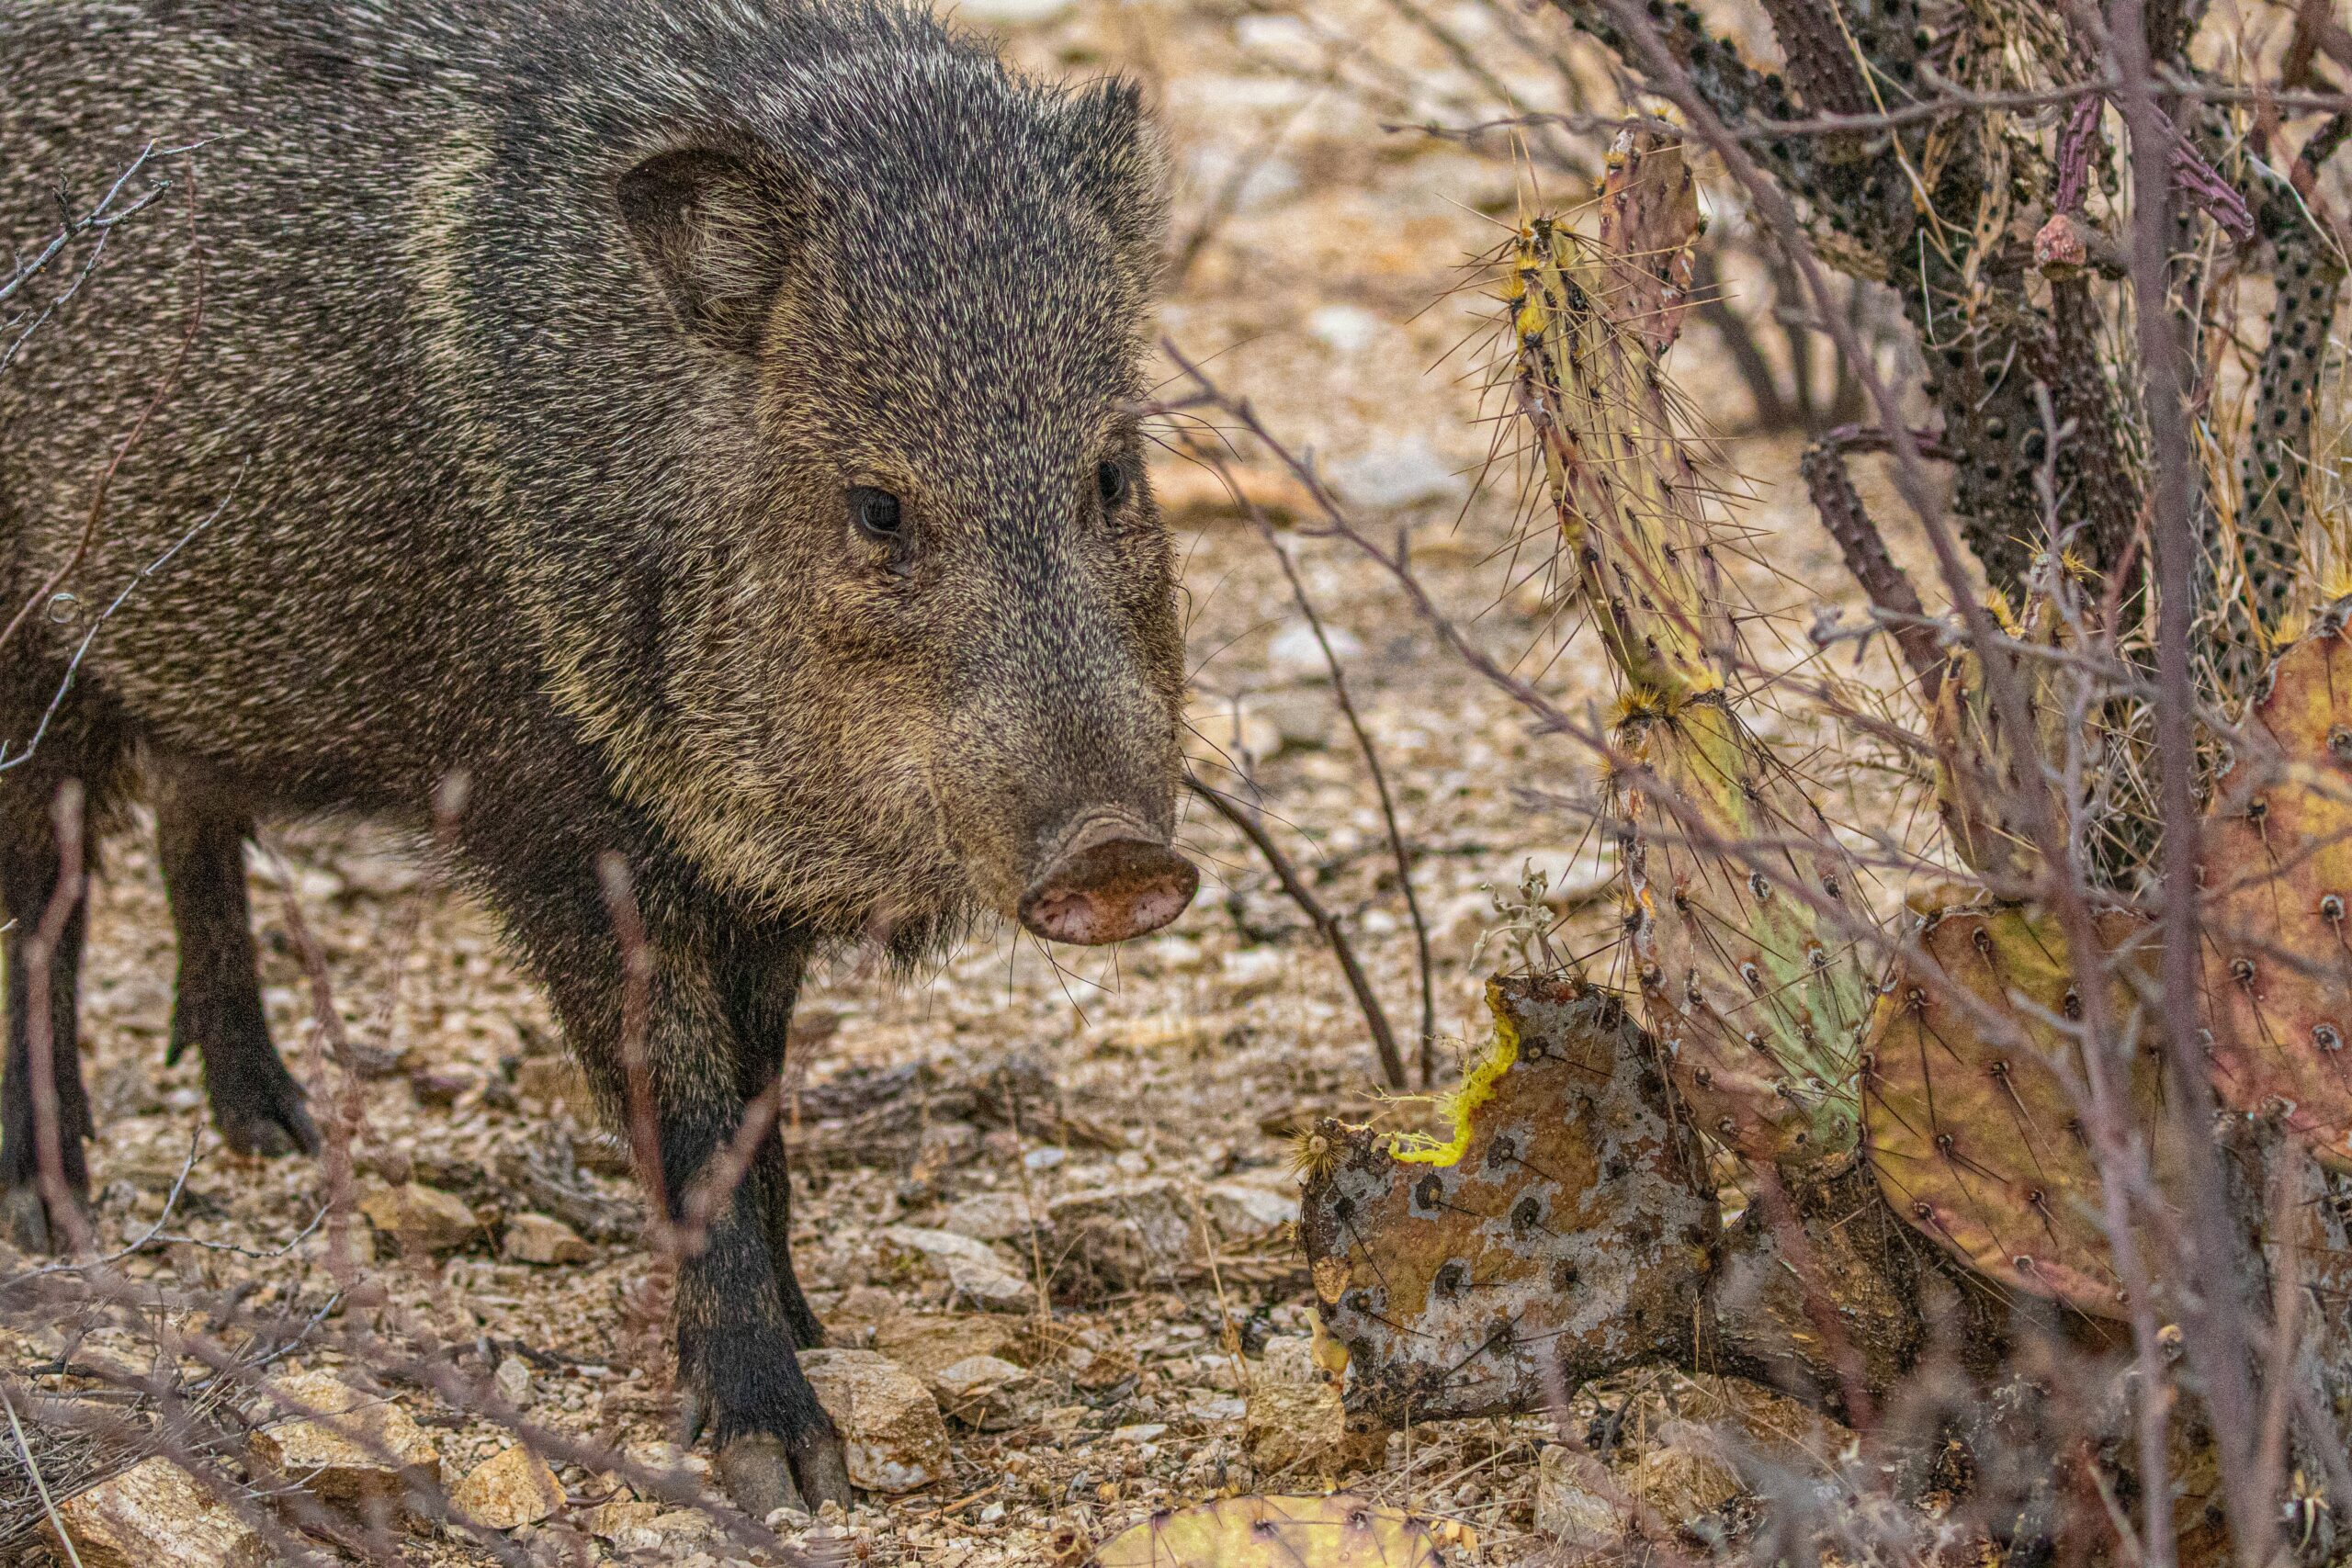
[524,897,851,1517]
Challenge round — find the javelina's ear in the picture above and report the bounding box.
[1066,78,1170,293]
[616,147,801,355]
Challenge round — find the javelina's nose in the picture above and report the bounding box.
[1018,813,1199,944]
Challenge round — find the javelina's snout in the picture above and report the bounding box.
[1017,811,1198,944]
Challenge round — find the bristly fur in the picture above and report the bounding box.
[1,0,1181,1506]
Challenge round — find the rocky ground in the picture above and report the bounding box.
[0,0,1939,1561]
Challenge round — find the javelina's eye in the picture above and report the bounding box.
[1097,460,1130,510]
[848,487,903,544]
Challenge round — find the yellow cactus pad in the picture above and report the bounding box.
[1090,1495,1442,1566]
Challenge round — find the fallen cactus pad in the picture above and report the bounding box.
[1298,976,1714,1427]
[1089,1495,1442,1566]
[2201,615,2352,1168]
[1863,903,2157,1317]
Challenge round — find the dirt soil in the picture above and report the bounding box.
[2,0,1934,1561]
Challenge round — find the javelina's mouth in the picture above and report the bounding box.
[1017,812,1199,945]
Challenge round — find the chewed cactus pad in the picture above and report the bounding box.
[2202,616,2352,1168]
[1621,700,1877,1168]
[1090,1495,1442,1567]
[1298,976,1714,1427]
[1863,903,2156,1318]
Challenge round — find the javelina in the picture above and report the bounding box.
[0,0,1196,1511]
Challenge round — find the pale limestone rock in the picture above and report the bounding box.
[927,1354,1029,1429]
[503,1211,592,1265]
[492,1353,533,1408]
[797,1349,951,1493]
[870,1314,1020,1381]
[939,1190,1035,1244]
[247,1370,442,1511]
[356,1181,479,1254]
[945,1255,1034,1311]
[1535,1445,1624,1556]
[1240,1375,1344,1475]
[46,1457,267,1568]
[1046,1179,1193,1290]
[450,1443,564,1530]
[1204,1179,1295,1238]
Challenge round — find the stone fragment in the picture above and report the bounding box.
[1624,1427,1742,1518]
[247,1371,442,1512]
[1328,436,1467,512]
[1204,1180,1295,1238]
[927,1354,1029,1428]
[1240,1376,1344,1475]
[797,1349,952,1493]
[45,1457,268,1568]
[946,1255,1035,1310]
[880,1224,1035,1310]
[941,1190,1036,1244]
[586,1497,661,1546]
[870,1314,1021,1381]
[953,0,1076,22]
[1257,1335,1320,1386]
[450,1443,564,1530]
[1046,1179,1193,1291]
[492,1353,533,1408]
[879,1224,1010,1271]
[1535,1445,1623,1555]
[1265,620,1367,682]
[503,1211,593,1265]
[356,1182,480,1255]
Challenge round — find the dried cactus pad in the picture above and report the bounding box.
[1863,903,2156,1318]
[2201,617,2352,1168]
[1090,1495,1441,1566]
[1298,976,1715,1427]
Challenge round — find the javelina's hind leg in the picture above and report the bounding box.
[154,773,319,1158]
[0,777,99,1253]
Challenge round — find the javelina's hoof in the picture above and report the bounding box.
[2,1183,80,1254]
[213,1072,322,1158]
[717,1434,807,1518]
[792,1437,854,1510]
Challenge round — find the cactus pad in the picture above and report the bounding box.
[2201,613,2352,1168]
[1863,903,2158,1317]
[1298,976,1715,1427]
[1618,700,1878,1166]
[1510,128,1881,1169]
[1090,1495,1442,1567]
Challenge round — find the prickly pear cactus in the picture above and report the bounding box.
[1298,976,1715,1427]
[1510,128,1879,1168]
[1862,902,2158,1317]
[2201,607,2352,1168]
[1090,1495,1442,1567]
[1929,594,2075,889]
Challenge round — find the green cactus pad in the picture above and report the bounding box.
[1620,700,1876,1168]
[2201,613,2352,1168]
[1863,903,2157,1318]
